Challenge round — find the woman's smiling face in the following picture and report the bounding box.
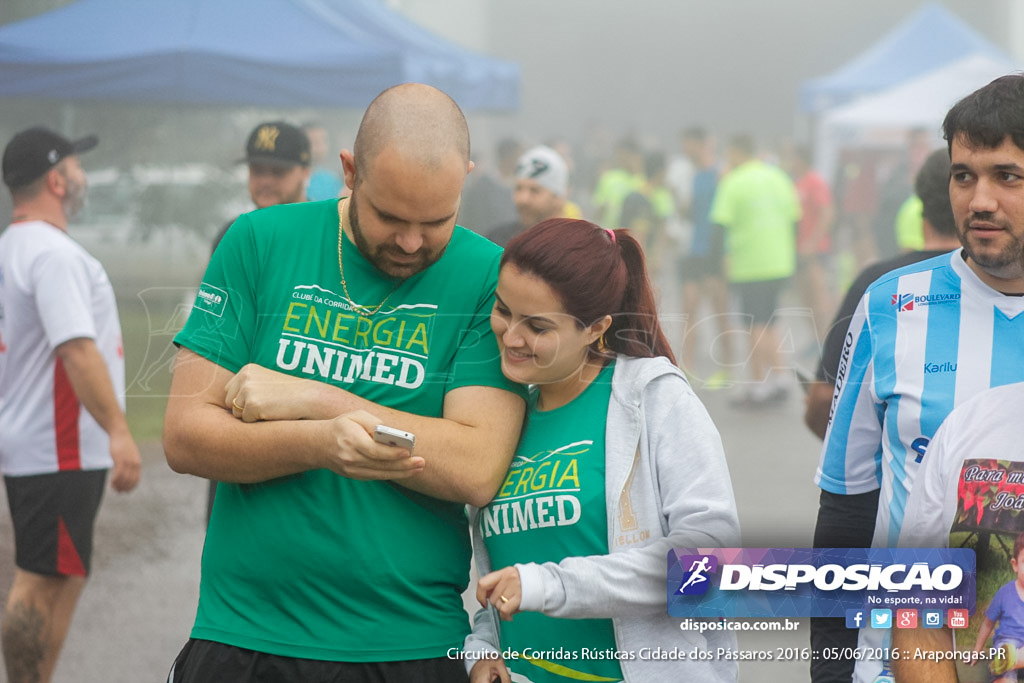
[490,264,606,388]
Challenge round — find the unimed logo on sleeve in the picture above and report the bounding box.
[195,283,228,317]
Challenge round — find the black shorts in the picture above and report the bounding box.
[733,277,789,325]
[5,469,107,577]
[679,227,726,282]
[167,639,470,683]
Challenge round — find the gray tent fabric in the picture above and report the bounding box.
[0,0,520,111]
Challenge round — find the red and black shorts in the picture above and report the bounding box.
[5,469,107,577]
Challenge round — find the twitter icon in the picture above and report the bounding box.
[871,609,892,629]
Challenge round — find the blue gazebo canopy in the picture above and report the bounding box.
[801,3,1009,113]
[0,0,520,111]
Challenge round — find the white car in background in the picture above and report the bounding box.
[79,163,249,246]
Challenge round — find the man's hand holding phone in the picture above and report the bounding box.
[321,412,422,481]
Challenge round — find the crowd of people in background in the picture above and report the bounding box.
[5,72,1024,683]
[458,119,946,410]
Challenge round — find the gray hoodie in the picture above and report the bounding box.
[465,354,741,682]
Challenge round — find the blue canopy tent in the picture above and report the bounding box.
[800,3,1009,114]
[0,0,520,111]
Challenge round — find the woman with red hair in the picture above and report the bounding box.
[464,218,740,683]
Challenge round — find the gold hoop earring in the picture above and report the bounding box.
[597,335,608,353]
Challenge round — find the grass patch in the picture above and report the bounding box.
[119,287,195,443]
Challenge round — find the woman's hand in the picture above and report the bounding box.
[476,566,522,621]
[469,657,510,683]
[226,363,323,422]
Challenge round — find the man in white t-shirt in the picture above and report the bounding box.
[893,381,1024,683]
[0,127,141,683]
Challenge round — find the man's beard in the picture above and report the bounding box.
[349,192,447,279]
[61,172,86,220]
[960,213,1024,277]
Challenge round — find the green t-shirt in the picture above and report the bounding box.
[709,159,800,283]
[175,199,523,661]
[650,186,676,219]
[481,362,622,682]
[895,194,925,252]
[592,169,644,229]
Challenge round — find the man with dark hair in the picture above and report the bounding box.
[164,83,525,683]
[457,136,521,239]
[711,134,800,406]
[815,74,1024,683]
[804,148,962,682]
[0,127,141,683]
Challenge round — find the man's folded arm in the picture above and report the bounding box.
[163,349,425,484]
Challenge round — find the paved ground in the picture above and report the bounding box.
[0,446,207,683]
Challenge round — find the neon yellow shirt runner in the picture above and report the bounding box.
[710,159,800,282]
[175,199,522,661]
[895,194,925,251]
[592,169,643,228]
[481,361,622,683]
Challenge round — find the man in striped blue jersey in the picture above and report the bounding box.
[813,73,1024,683]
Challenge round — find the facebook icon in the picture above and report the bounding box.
[845,609,865,629]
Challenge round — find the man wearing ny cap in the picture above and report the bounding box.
[0,127,141,683]
[210,120,311,252]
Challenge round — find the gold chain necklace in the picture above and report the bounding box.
[337,197,402,316]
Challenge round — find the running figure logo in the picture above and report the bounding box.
[676,554,718,595]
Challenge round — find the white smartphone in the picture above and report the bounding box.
[373,425,416,451]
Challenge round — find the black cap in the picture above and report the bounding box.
[3,127,98,190]
[242,122,311,167]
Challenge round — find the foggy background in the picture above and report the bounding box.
[1,1,1019,165]
[0,2,1021,681]
[2,0,1019,240]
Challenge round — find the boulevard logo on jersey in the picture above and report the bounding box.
[667,548,975,618]
[891,291,961,312]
